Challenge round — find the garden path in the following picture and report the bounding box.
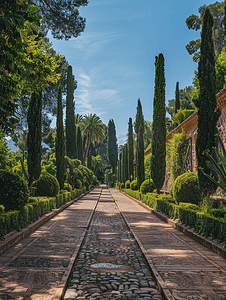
[110,188,226,300]
[0,186,226,299]
[0,187,101,299]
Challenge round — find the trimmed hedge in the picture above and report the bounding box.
[130,179,138,190]
[122,188,226,247]
[140,179,155,194]
[35,173,60,197]
[0,186,86,240]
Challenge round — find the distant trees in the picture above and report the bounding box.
[27,92,42,187]
[107,119,118,174]
[66,66,77,159]
[151,54,166,194]
[56,84,65,190]
[128,118,134,181]
[196,8,220,193]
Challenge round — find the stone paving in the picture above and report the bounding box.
[0,188,101,300]
[64,187,162,300]
[110,188,226,300]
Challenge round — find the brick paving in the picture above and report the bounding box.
[0,187,101,300]
[65,186,162,300]
[110,188,226,300]
[1,185,226,300]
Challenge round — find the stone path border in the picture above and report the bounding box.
[0,188,93,255]
[120,190,226,259]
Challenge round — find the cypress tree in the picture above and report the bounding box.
[128,117,134,181]
[137,125,145,189]
[151,53,166,194]
[66,65,77,159]
[175,82,180,114]
[124,143,129,182]
[196,8,220,193]
[135,100,145,189]
[107,119,118,174]
[87,149,92,169]
[134,99,144,135]
[77,126,83,163]
[119,152,122,183]
[56,84,65,190]
[27,92,42,187]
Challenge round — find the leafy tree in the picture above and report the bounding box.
[196,7,220,194]
[27,91,42,187]
[0,133,15,170]
[30,0,88,40]
[128,118,134,181]
[135,99,145,189]
[173,109,196,125]
[55,84,65,189]
[65,65,77,159]
[77,126,83,163]
[175,82,180,114]
[144,121,152,150]
[92,155,104,177]
[186,2,225,60]
[80,114,105,164]
[0,0,39,134]
[107,119,118,174]
[151,54,166,194]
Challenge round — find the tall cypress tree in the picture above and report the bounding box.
[128,117,134,181]
[56,84,65,190]
[151,53,166,194]
[27,92,42,187]
[124,143,129,182]
[77,126,83,163]
[135,100,145,189]
[137,125,145,189]
[66,65,77,159]
[196,8,220,193]
[175,82,180,114]
[119,152,122,183]
[107,119,118,174]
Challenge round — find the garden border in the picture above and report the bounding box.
[0,188,93,255]
[120,190,226,259]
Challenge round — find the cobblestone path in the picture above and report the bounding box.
[0,188,101,300]
[110,188,226,300]
[64,187,163,300]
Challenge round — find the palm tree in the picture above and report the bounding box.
[80,114,105,164]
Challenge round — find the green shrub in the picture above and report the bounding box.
[63,183,72,192]
[140,179,155,194]
[74,179,82,189]
[121,182,125,189]
[173,172,202,205]
[115,182,121,189]
[0,170,29,212]
[35,173,60,197]
[125,180,131,189]
[0,205,5,214]
[28,197,39,203]
[130,179,138,190]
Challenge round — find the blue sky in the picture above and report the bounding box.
[48,0,214,145]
